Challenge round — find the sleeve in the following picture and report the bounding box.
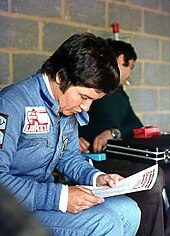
[56,121,100,186]
[0,96,63,212]
[59,185,68,213]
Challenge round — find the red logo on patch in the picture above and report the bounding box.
[23,107,50,133]
[0,113,8,149]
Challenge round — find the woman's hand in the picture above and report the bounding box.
[96,173,124,188]
[67,185,104,213]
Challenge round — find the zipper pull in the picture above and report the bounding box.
[46,138,50,147]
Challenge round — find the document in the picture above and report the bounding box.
[85,164,158,198]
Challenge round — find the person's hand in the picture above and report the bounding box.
[96,173,124,188]
[92,130,113,153]
[79,137,90,153]
[67,185,104,213]
[93,129,121,153]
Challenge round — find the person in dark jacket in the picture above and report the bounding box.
[79,39,165,236]
[79,86,143,149]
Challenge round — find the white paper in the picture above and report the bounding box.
[84,164,158,198]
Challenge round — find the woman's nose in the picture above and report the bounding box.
[80,101,92,112]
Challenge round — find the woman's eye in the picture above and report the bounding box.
[81,95,87,100]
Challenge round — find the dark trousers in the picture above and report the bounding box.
[94,156,165,236]
[162,163,170,201]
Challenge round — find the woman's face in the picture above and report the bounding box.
[57,86,106,116]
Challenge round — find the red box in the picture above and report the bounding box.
[133,126,160,138]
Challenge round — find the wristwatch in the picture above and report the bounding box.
[110,129,119,140]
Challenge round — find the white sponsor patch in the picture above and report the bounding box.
[23,107,50,133]
[0,113,8,149]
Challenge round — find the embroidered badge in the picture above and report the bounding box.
[23,107,50,133]
[0,113,8,149]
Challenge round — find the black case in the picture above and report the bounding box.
[106,135,170,164]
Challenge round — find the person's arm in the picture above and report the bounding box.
[92,129,121,153]
[79,128,121,153]
[56,120,102,186]
[56,120,108,213]
[0,97,63,212]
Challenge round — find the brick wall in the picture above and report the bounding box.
[0,0,170,131]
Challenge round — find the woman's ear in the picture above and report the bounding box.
[56,73,61,85]
[117,54,125,65]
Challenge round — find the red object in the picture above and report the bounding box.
[133,126,160,138]
[112,23,119,33]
